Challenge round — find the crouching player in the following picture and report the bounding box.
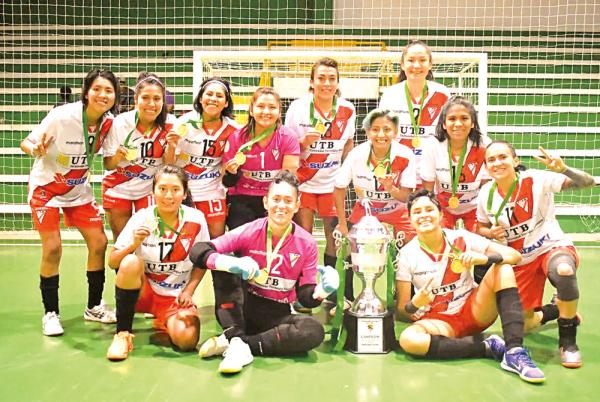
[106,165,210,361]
[396,189,545,383]
[189,170,339,374]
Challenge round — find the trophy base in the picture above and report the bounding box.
[343,310,396,354]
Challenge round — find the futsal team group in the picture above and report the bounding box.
[20,40,595,382]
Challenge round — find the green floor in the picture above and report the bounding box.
[1,244,599,402]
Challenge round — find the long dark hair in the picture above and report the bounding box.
[309,57,341,97]
[81,68,120,116]
[192,77,235,119]
[398,40,434,82]
[134,71,168,130]
[485,140,527,172]
[434,96,483,147]
[241,87,282,141]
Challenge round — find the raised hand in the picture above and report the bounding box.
[534,146,566,173]
[412,276,435,309]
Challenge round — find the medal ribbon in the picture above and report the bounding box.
[404,83,428,142]
[154,206,184,237]
[238,124,277,154]
[265,223,292,274]
[487,173,519,225]
[185,113,221,130]
[309,96,338,127]
[82,105,101,171]
[448,141,469,198]
[366,143,391,174]
[418,230,462,261]
[123,110,156,148]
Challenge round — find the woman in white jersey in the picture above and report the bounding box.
[421,96,490,231]
[335,108,416,239]
[397,189,545,384]
[102,72,179,240]
[379,40,451,184]
[106,165,210,361]
[174,77,239,239]
[284,57,356,280]
[477,140,595,369]
[20,69,119,336]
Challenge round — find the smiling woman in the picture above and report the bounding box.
[420,96,491,232]
[19,68,120,337]
[101,72,180,241]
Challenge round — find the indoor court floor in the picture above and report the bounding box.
[1,243,598,402]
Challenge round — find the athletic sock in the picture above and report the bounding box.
[323,254,337,269]
[424,335,486,359]
[40,275,59,314]
[87,269,105,309]
[496,287,525,351]
[558,317,579,348]
[115,286,140,333]
[539,303,559,325]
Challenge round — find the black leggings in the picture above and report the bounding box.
[243,292,325,356]
[212,194,266,333]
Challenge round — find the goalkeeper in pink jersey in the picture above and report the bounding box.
[189,171,339,374]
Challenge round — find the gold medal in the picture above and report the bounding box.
[450,258,466,274]
[412,136,421,148]
[125,146,139,161]
[56,153,70,168]
[448,196,460,209]
[314,121,327,135]
[176,124,189,137]
[373,164,387,178]
[234,152,246,165]
[253,269,269,285]
[144,216,159,233]
[178,152,190,163]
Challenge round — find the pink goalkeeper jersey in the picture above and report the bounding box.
[26,101,114,207]
[222,125,300,196]
[211,218,318,304]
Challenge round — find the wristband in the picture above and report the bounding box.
[404,300,419,314]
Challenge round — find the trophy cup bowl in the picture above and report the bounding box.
[343,215,396,353]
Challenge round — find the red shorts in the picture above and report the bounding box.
[349,204,416,242]
[103,193,154,212]
[299,191,337,217]
[421,290,493,338]
[30,201,104,231]
[513,246,579,311]
[194,199,227,223]
[135,276,197,331]
[441,209,477,232]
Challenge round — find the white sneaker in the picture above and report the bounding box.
[198,334,229,358]
[218,337,253,374]
[42,312,64,336]
[84,300,117,323]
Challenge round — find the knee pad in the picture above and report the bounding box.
[547,253,579,301]
[287,317,324,352]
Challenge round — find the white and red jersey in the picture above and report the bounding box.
[222,125,300,197]
[114,205,210,297]
[396,229,491,317]
[26,101,114,207]
[284,94,356,193]
[335,141,416,217]
[420,136,491,215]
[102,110,176,200]
[211,218,318,304]
[477,169,572,266]
[379,80,451,181]
[173,113,240,201]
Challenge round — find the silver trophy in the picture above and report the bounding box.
[343,213,396,353]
